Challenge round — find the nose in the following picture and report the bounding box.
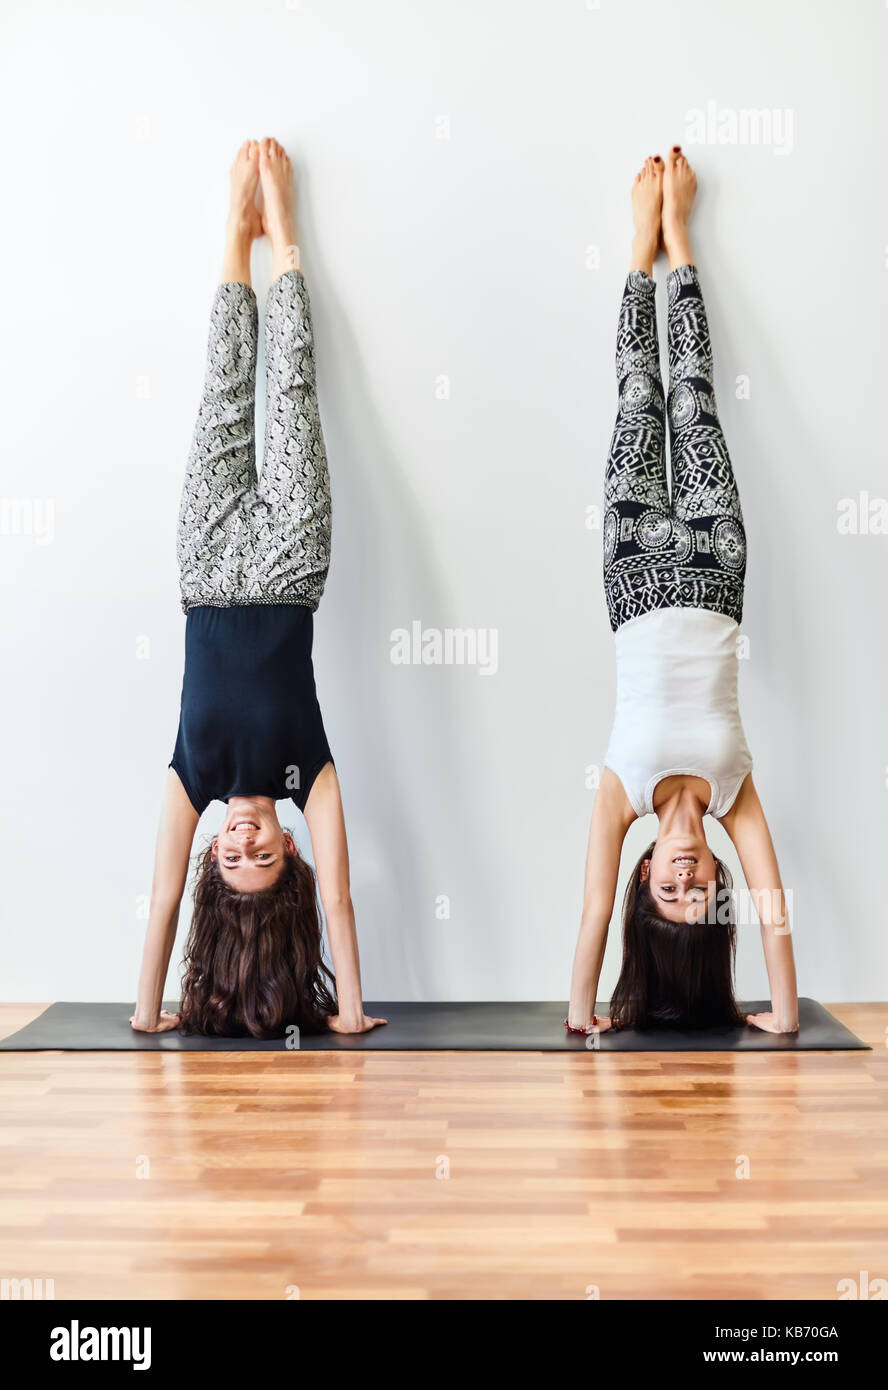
[675,866,695,883]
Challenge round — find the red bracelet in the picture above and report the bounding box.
[564,1015,598,1034]
[564,1015,622,1033]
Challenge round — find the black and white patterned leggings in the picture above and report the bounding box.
[602,264,746,632]
[177,270,331,613]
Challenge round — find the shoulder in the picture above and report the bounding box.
[594,767,638,831]
[166,765,204,821]
[718,771,763,833]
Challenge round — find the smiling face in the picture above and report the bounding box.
[211,797,295,893]
[641,832,719,924]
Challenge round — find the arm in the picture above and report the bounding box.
[303,763,386,1035]
[719,774,798,1034]
[131,769,199,1032]
[567,769,636,1030]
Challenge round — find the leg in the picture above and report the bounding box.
[255,140,332,609]
[663,148,746,621]
[603,159,671,631]
[177,143,264,611]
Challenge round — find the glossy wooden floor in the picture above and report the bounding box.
[0,1003,885,1301]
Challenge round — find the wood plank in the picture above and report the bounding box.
[0,1002,884,1299]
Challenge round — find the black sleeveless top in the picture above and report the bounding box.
[170,605,333,815]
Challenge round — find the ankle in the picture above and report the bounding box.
[630,232,657,279]
[265,211,296,248]
[662,214,693,272]
[221,236,253,285]
[226,212,258,244]
[271,241,301,279]
[665,236,693,272]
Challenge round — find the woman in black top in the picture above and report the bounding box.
[132,138,385,1038]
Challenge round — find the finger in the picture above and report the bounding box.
[372,1018,388,1026]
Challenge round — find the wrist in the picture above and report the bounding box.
[335,1002,363,1022]
[771,994,798,1028]
[565,1015,597,1034]
[132,1001,159,1025]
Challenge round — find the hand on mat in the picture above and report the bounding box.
[746,1012,798,1035]
[129,1010,181,1033]
[566,1015,614,1034]
[327,1012,388,1035]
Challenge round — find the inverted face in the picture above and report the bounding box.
[212,798,295,893]
[641,833,719,924]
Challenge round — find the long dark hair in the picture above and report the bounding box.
[609,841,744,1030]
[178,843,337,1037]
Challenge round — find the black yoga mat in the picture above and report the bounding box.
[0,998,869,1052]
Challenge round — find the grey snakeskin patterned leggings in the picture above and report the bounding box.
[602,264,746,632]
[177,270,331,612]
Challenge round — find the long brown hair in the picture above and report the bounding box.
[178,843,337,1037]
[609,841,744,1031]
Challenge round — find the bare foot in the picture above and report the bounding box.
[259,137,298,278]
[221,140,262,285]
[662,145,697,271]
[630,156,663,277]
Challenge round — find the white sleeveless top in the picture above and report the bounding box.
[604,608,752,819]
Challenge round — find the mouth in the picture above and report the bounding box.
[231,820,259,833]
[672,855,698,866]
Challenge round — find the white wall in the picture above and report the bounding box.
[2,0,886,1004]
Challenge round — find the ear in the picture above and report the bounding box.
[283,832,297,857]
[210,837,219,861]
[639,858,651,883]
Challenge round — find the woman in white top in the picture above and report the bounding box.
[567,148,798,1036]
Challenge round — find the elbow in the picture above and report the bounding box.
[323,888,354,920]
[147,892,182,927]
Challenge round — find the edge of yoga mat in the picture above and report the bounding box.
[0,998,870,1052]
